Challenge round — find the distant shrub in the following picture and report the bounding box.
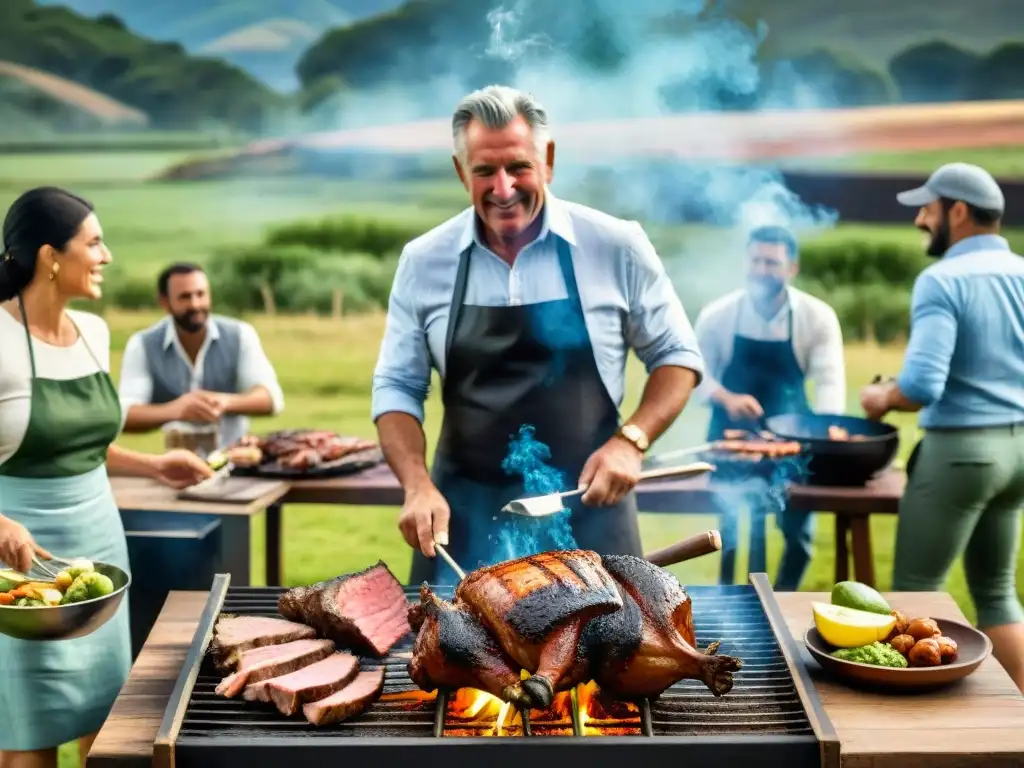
[265,215,431,259]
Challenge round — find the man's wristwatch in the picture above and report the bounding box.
[617,423,650,453]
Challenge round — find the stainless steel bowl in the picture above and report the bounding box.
[0,562,131,641]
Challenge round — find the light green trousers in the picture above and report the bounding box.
[893,423,1024,628]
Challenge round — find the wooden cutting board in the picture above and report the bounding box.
[176,477,288,504]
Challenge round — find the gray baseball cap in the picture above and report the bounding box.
[896,162,1005,212]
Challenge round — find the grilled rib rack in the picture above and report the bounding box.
[155,573,839,768]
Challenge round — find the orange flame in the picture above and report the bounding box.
[444,680,641,737]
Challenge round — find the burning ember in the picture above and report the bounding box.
[444,681,642,737]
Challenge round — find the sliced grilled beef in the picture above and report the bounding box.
[278,561,410,657]
[243,652,360,716]
[215,638,334,698]
[302,667,386,726]
[209,615,316,672]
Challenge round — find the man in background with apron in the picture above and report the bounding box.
[371,85,706,585]
[693,226,846,589]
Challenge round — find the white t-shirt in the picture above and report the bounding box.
[692,286,847,414]
[0,308,113,466]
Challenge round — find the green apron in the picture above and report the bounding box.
[0,299,131,752]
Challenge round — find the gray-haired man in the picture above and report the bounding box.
[371,84,706,587]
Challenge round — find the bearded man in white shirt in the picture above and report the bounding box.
[693,225,846,590]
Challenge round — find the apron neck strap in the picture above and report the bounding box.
[16,294,37,380]
[14,296,104,378]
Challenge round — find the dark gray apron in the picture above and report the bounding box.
[408,237,643,585]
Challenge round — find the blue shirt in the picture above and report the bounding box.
[371,194,705,423]
[897,234,1024,429]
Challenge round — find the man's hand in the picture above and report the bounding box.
[719,392,764,421]
[398,482,451,558]
[173,391,224,423]
[860,383,892,420]
[578,436,643,507]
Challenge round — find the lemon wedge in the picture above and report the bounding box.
[812,601,896,648]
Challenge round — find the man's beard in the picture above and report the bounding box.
[173,309,207,333]
[922,215,950,257]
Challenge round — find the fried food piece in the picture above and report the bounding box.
[828,425,849,440]
[884,609,910,642]
[889,634,916,656]
[908,637,942,667]
[936,636,958,664]
[906,618,941,641]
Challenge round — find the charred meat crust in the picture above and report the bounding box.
[457,551,623,643]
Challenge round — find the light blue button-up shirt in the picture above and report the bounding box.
[896,234,1024,429]
[371,194,705,423]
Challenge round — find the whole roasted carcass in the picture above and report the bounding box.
[407,550,742,709]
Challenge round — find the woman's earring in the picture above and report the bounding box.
[49,262,59,281]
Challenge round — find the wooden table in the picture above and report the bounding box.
[86,587,1024,768]
[111,475,289,587]
[110,466,905,589]
[285,464,906,586]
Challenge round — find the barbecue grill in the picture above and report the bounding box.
[155,573,839,768]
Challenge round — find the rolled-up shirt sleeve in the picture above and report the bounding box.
[692,305,725,404]
[805,304,847,414]
[236,322,285,415]
[896,273,958,406]
[117,332,153,428]
[371,250,432,423]
[622,222,705,384]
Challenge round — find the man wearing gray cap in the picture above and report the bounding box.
[860,162,1024,692]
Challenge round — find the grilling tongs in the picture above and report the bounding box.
[500,461,715,518]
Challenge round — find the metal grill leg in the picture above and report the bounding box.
[433,689,449,738]
[570,687,582,736]
[640,698,653,736]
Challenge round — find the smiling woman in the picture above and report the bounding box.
[0,187,212,768]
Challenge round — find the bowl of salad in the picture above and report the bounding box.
[0,559,131,641]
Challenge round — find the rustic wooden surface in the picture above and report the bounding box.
[111,475,289,516]
[88,586,1024,768]
[775,591,1024,768]
[283,463,906,514]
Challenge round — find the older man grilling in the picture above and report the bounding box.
[371,85,706,585]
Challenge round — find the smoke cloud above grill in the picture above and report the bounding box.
[495,425,579,559]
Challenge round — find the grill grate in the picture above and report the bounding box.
[174,584,813,741]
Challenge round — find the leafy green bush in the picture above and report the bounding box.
[264,215,430,259]
[203,244,398,315]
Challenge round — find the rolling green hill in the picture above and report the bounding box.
[1,0,283,133]
[32,0,404,89]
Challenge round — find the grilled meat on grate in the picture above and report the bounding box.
[408,551,742,710]
[277,561,411,657]
[243,651,360,716]
[233,429,379,471]
[302,667,386,727]
[215,639,335,698]
[209,615,317,672]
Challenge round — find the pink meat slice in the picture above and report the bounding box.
[209,615,316,671]
[215,639,334,698]
[278,561,411,657]
[243,652,360,715]
[303,667,386,726]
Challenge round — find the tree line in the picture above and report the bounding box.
[295,0,1024,115]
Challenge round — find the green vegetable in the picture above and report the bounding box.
[61,571,114,604]
[15,597,45,607]
[831,642,907,668]
[0,570,28,592]
[831,581,891,616]
[65,559,95,580]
